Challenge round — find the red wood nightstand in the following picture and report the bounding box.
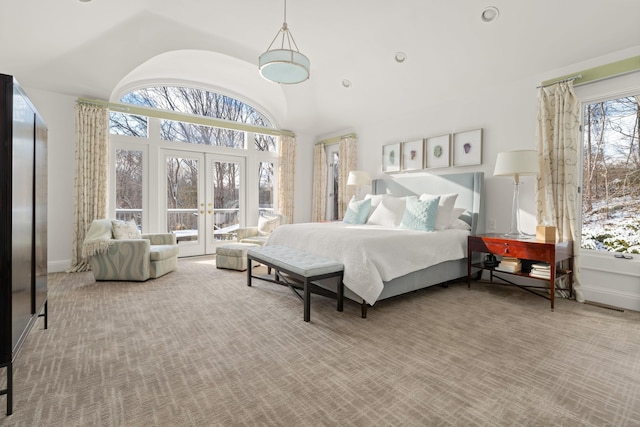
[467,234,573,310]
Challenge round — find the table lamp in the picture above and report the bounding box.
[493,150,539,236]
[347,171,371,199]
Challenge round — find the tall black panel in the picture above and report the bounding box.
[33,115,47,315]
[0,73,48,416]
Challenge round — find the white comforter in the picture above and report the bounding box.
[266,222,469,305]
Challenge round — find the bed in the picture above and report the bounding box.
[266,171,484,313]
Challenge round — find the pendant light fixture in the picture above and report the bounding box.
[258,0,310,84]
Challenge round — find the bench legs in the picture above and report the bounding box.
[337,272,344,312]
[248,256,344,322]
[304,278,311,322]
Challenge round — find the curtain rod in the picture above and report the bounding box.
[316,133,356,146]
[538,55,640,89]
[77,98,295,138]
[537,74,582,89]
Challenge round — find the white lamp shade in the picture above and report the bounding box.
[347,171,371,186]
[493,150,539,177]
[259,49,310,84]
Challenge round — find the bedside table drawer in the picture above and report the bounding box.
[482,241,538,258]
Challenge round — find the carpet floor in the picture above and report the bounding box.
[1,256,639,426]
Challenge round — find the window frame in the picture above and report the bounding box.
[575,72,640,256]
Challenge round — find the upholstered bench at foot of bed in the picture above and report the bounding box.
[216,243,261,271]
[246,245,344,322]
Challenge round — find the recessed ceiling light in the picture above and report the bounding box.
[342,79,351,88]
[481,6,499,23]
[395,52,407,63]
[79,0,92,2]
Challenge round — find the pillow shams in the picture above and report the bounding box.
[366,196,407,227]
[448,207,466,228]
[363,193,386,220]
[449,218,471,230]
[400,196,440,231]
[343,198,372,224]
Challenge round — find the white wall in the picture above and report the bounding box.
[25,88,76,273]
[292,132,313,223]
[351,76,540,235]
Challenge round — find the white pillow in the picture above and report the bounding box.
[449,218,471,230]
[448,207,466,228]
[111,219,141,240]
[366,196,407,227]
[420,193,458,230]
[258,215,280,235]
[363,193,386,220]
[364,193,385,207]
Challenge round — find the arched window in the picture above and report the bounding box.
[110,86,277,152]
[108,85,280,257]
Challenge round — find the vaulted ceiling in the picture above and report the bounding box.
[3,0,639,136]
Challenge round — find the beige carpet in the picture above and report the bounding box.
[1,256,640,427]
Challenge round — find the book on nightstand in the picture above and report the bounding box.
[529,262,551,279]
[495,257,522,273]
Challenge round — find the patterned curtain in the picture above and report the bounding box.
[67,102,109,272]
[535,81,583,302]
[337,136,357,220]
[278,135,296,224]
[311,143,327,222]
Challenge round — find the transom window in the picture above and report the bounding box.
[109,86,278,152]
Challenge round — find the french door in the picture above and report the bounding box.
[163,149,245,257]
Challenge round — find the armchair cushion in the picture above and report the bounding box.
[111,219,141,239]
[150,244,180,261]
[258,215,280,235]
[236,227,259,241]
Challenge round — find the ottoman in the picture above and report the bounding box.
[216,243,260,271]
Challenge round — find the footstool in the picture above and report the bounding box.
[216,243,260,271]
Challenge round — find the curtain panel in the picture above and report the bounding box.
[535,81,583,302]
[311,143,327,222]
[337,137,357,220]
[67,103,109,272]
[278,135,296,224]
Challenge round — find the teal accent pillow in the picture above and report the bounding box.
[400,196,440,231]
[343,198,372,224]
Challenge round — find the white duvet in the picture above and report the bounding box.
[266,222,469,305]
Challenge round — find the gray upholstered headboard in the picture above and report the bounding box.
[372,172,485,235]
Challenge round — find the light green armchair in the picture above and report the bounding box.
[82,219,179,281]
[236,214,284,246]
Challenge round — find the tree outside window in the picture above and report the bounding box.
[582,95,640,253]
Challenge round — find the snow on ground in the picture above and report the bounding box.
[581,195,640,254]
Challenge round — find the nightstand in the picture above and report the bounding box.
[467,234,573,310]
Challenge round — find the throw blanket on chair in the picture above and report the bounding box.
[81,219,114,258]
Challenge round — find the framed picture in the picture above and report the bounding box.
[425,134,450,169]
[453,128,483,166]
[401,139,424,171]
[382,143,401,172]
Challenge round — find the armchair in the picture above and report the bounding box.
[82,219,179,281]
[236,214,284,246]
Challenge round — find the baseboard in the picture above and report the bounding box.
[48,260,71,273]
[581,286,640,312]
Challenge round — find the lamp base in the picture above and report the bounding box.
[503,231,533,239]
